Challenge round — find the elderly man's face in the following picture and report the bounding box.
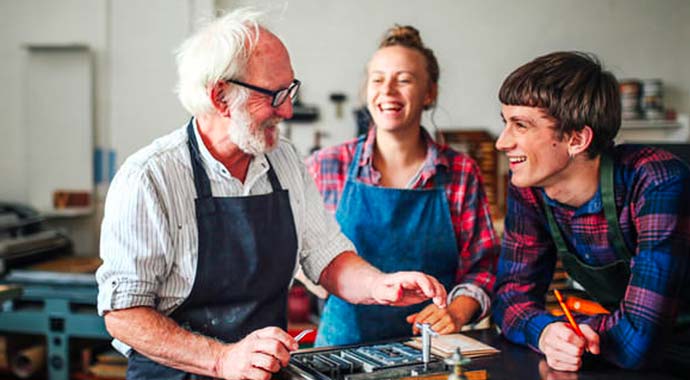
[228,30,295,155]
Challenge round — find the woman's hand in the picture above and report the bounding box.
[406,295,479,334]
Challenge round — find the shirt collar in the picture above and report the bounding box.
[358,126,450,183]
[541,186,603,216]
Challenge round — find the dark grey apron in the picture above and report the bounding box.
[542,153,689,371]
[126,119,298,379]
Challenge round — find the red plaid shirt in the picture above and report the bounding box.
[306,127,499,319]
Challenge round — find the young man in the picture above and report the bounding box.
[492,51,690,373]
[96,9,446,380]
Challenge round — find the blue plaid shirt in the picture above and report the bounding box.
[493,145,690,368]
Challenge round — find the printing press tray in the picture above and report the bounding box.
[278,339,448,380]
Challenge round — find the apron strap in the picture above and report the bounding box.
[347,136,367,180]
[186,118,213,199]
[434,164,448,189]
[264,157,282,191]
[542,152,632,262]
[600,153,633,262]
[542,195,571,258]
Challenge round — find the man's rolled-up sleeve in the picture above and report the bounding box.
[297,160,355,283]
[96,164,171,315]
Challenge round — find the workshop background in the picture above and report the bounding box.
[0,0,689,379]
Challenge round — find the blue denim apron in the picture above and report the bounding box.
[315,137,458,346]
[126,119,298,379]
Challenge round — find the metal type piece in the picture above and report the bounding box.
[415,322,439,370]
[294,328,314,343]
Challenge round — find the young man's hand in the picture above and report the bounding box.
[538,322,600,371]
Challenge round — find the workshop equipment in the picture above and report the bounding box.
[0,257,110,380]
[444,348,471,380]
[415,322,438,372]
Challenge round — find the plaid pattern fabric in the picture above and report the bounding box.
[306,127,499,303]
[493,145,690,368]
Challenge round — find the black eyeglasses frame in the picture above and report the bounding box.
[226,79,301,107]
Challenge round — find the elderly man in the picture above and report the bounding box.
[96,9,446,380]
[492,51,690,374]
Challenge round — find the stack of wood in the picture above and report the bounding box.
[436,130,503,219]
[80,347,127,380]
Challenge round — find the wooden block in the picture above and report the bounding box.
[88,363,127,378]
[0,336,7,371]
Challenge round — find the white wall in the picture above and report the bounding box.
[0,0,107,204]
[220,0,690,153]
[109,0,203,167]
[0,0,211,254]
[682,7,690,113]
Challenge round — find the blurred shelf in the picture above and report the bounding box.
[41,207,94,218]
[620,119,681,130]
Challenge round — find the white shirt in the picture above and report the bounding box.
[96,121,354,321]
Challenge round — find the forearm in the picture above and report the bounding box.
[104,306,226,377]
[493,280,558,350]
[447,295,480,325]
[318,251,382,304]
[577,297,670,369]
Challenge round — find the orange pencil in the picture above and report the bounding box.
[553,289,586,339]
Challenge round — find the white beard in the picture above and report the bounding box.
[228,106,281,156]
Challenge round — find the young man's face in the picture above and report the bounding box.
[496,105,571,189]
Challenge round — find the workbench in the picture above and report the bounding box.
[454,329,682,380]
[0,272,110,380]
[279,328,683,380]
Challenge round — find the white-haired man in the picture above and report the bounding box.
[96,9,447,380]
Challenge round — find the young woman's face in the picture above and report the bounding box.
[366,46,435,133]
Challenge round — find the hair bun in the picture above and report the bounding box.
[380,25,424,49]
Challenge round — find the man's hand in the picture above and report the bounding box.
[538,322,600,372]
[215,326,298,380]
[371,271,447,308]
[406,295,478,334]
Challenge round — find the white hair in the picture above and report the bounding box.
[175,8,263,116]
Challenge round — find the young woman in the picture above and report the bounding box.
[306,25,499,346]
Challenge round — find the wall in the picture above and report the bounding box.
[1,0,689,253]
[0,0,107,204]
[682,6,690,113]
[108,0,209,167]
[219,0,690,153]
[0,0,212,254]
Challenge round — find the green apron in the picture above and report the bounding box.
[542,153,690,370]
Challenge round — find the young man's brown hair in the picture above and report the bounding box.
[499,51,620,158]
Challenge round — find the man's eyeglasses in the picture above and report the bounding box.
[226,79,301,108]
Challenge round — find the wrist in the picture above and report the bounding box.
[367,271,386,304]
[212,343,233,379]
